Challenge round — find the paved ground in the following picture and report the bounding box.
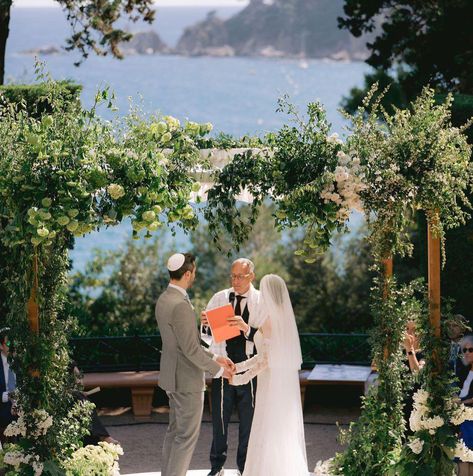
[100,398,361,475]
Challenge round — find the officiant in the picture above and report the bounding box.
[201,258,265,476]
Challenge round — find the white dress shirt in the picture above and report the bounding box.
[460,370,473,399]
[203,285,263,377]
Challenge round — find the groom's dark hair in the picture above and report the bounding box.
[169,253,196,280]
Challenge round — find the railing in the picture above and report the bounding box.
[70,333,371,373]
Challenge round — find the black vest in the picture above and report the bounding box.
[225,294,251,363]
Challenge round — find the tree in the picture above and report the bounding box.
[339,0,473,106]
[67,235,170,336]
[0,0,155,84]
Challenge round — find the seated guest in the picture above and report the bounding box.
[447,314,471,373]
[403,320,425,436]
[70,362,119,446]
[456,335,473,476]
[0,328,16,445]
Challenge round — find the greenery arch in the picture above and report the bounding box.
[0,74,212,474]
[0,72,472,474]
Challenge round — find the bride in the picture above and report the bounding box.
[230,274,308,476]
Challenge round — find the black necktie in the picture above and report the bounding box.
[234,295,244,317]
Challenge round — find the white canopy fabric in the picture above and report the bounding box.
[189,148,270,203]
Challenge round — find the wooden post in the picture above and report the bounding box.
[27,251,40,377]
[27,251,40,334]
[382,257,393,297]
[427,216,441,338]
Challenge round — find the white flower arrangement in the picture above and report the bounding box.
[409,390,444,433]
[407,437,424,454]
[448,400,473,426]
[2,447,44,476]
[455,439,473,463]
[313,458,339,476]
[30,409,54,437]
[64,442,124,476]
[4,413,27,438]
[406,389,473,463]
[107,183,125,200]
[4,408,53,439]
[320,150,367,223]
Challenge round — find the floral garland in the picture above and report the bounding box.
[345,86,473,262]
[204,99,368,261]
[0,70,211,473]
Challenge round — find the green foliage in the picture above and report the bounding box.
[283,229,375,332]
[341,69,409,115]
[195,132,265,150]
[339,0,473,99]
[204,99,362,260]
[68,234,170,336]
[58,0,155,65]
[333,276,426,475]
[346,86,473,261]
[0,81,82,117]
[0,67,211,471]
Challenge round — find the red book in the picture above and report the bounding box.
[206,304,240,343]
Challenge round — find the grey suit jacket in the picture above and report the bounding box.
[156,286,221,392]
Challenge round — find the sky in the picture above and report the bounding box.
[14,0,249,7]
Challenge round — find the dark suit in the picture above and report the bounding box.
[207,293,258,474]
[0,355,15,442]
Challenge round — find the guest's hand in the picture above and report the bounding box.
[216,356,236,373]
[403,333,415,352]
[201,311,209,327]
[227,315,249,334]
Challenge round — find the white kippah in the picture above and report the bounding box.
[167,253,186,272]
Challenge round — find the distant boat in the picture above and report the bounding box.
[298,59,309,69]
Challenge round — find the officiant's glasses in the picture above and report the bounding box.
[462,347,473,353]
[230,273,251,281]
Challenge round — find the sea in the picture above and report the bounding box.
[6,5,369,271]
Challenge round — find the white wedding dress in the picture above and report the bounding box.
[231,275,308,476]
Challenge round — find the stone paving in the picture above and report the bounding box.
[100,400,360,475]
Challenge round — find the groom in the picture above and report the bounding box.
[156,252,235,476]
[201,258,263,476]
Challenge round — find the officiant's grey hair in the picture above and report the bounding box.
[232,258,255,273]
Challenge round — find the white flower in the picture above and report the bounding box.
[164,115,181,130]
[455,440,473,463]
[336,150,350,165]
[4,415,27,437]
[408,437,424,454]
[326,133,343,145]
[107,184,125,200]
[450,401,473,425]
[313,458,338,475]
[30,409,53,437]
[3,450,26,469]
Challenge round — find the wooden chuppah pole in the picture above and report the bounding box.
[27,251,40,334]
[427,213,441,374]
[27,251,40,377]
[383,257,393,297]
